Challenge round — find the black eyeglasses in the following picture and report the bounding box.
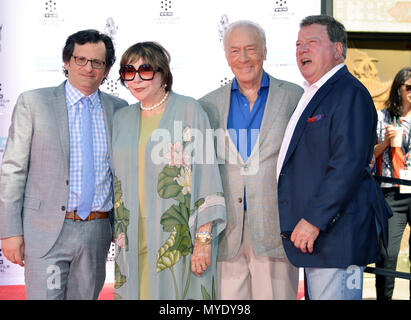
[119,64,160,81]
[403,84,411,92]
[72,55,106,69]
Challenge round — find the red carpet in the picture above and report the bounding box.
[0,281,304,300]
[0,283,114,300]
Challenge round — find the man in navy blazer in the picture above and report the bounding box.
[276,15,390,299]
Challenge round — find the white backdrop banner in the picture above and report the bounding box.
[0,0,321,286]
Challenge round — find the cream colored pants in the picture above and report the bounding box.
[217,219,299,300]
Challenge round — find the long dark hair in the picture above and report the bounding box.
[386,67,411,117]
[62,29,115,80]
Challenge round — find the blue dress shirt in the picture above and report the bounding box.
[227,71,269,210]
[65,80,112,213]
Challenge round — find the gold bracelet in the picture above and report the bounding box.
[195,231,212,245]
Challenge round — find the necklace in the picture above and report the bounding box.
[140,91,169,111]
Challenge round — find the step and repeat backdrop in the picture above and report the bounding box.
[0,0,321,286]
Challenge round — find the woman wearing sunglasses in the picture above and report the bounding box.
[112,42,226,300]
[374,67,411,300]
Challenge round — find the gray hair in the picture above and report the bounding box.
[300,15,347,59]
[223,20,266,51]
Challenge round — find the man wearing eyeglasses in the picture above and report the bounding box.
[200,20,303,299]
[0,29,128,299]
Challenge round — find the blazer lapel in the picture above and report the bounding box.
[282,67,347,168]
[99,91,115,167]
[257,76,287,150]
[220,81,232,133]
[52,82,70,169]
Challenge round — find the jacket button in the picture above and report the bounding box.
[61,206,66,211]
[238,198,243,204]
[66,180,69,185]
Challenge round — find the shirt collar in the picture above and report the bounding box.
[65,80,100,109]
[232,70,269,92]
[303,63,345,92]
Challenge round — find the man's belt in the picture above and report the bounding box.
[65,211,109,221]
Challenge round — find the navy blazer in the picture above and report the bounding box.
[278,66,391,268]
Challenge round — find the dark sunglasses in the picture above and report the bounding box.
[403,84,411,92]
[119,64,160,81]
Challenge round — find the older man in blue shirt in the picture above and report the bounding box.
[200,20,303,299]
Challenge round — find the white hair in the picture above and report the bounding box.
[222,20,266,51]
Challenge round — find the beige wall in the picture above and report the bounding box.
[346,40,411,110]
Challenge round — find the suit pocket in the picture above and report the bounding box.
[305,118,328,132]
[23,196,41,210]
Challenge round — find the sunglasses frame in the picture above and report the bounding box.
[403,84,411,92]
[119,64,160,81]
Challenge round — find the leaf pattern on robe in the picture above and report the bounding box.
[156,130,200,274]
[156,163,195,272]
[113,175,130,293]
[155,126,219,299]
[156,227,182,272]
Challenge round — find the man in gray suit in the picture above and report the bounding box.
[200,20,303,299]
[0,29,128,299]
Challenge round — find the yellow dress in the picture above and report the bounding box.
[138,111,163,299]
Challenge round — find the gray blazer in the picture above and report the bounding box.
[0,81,128,258]
[199,74,303,260]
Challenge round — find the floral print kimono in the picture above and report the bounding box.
[112,92,227,300]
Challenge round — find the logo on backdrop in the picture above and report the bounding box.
[34,56,61,73]
[156,0,179,24]
[274,0,289,12]
[160,0,173,16]
[0,82,11,115]
[40,0,64,25]
[218,14,230,43]
[104,17,118,47]
[103,77,120,97]
[271,0,294,19]
[0,24,3,53]
[0,249,11,274]
[0,137,6,153]
[220,77,231,87]
[44,0,58,18]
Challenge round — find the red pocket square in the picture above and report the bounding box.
[307,114,326,123]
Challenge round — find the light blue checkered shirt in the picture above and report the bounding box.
[65,80,113,213]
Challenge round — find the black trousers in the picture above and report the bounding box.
[376,187,411,300]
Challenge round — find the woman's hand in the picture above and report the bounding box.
[191,221,213,277]
[191,241,211,277]
[374,125,398,158]
[385,125,399,142]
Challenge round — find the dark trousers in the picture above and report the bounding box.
[376,187,411,300]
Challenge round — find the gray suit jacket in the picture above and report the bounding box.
[199,74,303,260]
[0,81,128,258]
